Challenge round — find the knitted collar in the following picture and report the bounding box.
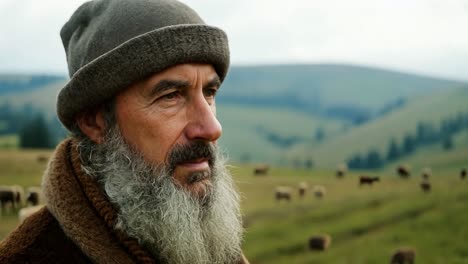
[42,139,157,264]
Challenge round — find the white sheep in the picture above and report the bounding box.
[19,205,44,223]
[312,185,326,198]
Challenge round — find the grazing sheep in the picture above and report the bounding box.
[359,176,380,186]
[312,185,326,198]
[390,248,415,264]
[461,168,466,180]
[11,185,25,208]
[0,186,18,210]
[254,164,269,176]
[36,155,49,163]
[308,234,331,251]
[26,187,42,206]
[19,205,44,223]
[336,164,348,178]
[420,180,431,193]
[0,189,15,209]
[397,165,411,178]
[275,187,292,202]
[421,167,431,179]
[298,182,308,199]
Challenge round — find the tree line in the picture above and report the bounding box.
[0,103,67,149]
[347,112,468,170]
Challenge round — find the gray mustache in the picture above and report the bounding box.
[167,141,216,173]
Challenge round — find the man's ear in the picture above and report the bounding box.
[76,110,107,144]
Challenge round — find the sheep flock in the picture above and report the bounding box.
[252,162,466,261]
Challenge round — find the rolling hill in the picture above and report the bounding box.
[219,64,464,114]
[1,64,464,119]
[287,87,468,168]
[217,104,345,165]
[1,64,467,168]
[0,74,65,96]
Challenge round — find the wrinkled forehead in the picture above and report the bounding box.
[122,63,221,96]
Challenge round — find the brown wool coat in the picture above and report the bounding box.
[0,139,249,264]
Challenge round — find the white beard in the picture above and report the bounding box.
[79,127,243,264]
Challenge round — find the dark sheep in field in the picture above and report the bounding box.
[308,234,331,251]
[13,185,25,206]
[461,168,466,180]
[390,248,415,264]
[0,187,17,210]
[420,180,431,193]
[298,182,308,199]
[36,155,49,163]
[359,176,380,186]
[26,187,42,206]
[1,185,25,208]
[397,165,411,178]
[275,187,292,202]
[254,164,269,176]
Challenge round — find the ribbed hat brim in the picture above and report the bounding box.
[57,24,229,130]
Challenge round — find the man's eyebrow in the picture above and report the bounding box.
[204,76,221,90]
[148,79,190,97]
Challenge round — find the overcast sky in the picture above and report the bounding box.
[1,0,468,81]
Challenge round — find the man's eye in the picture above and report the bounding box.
[161,91,179,100]
[205,88,218,98]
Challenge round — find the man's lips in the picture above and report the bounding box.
[175,158,211,184]
[177,158,209,170]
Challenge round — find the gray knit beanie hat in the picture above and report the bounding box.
[57,0,230,130]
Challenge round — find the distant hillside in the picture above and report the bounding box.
[1,64,467,168]
[288,87,468,168]
[1,64,464,118]
[217,104,346,164]
[0,74,65,95]
[220,64,464,116]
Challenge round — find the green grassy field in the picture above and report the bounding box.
[234,166,468,263]
[0,149,49,239]
[0,135,18,149]
[1,150,467,263]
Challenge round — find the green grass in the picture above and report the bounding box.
[0,149,51,238]
[1,149,468,264]
[0,135,18,149]
[0,149,50,187]
[233,167,468,264]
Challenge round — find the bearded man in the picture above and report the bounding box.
[0,0,247,263]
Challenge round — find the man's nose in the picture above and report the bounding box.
[185,96,222,142]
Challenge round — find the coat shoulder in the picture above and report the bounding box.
[0,207,91,264]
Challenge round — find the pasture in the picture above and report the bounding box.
[234,165,468,263]
[1,150,468,263]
